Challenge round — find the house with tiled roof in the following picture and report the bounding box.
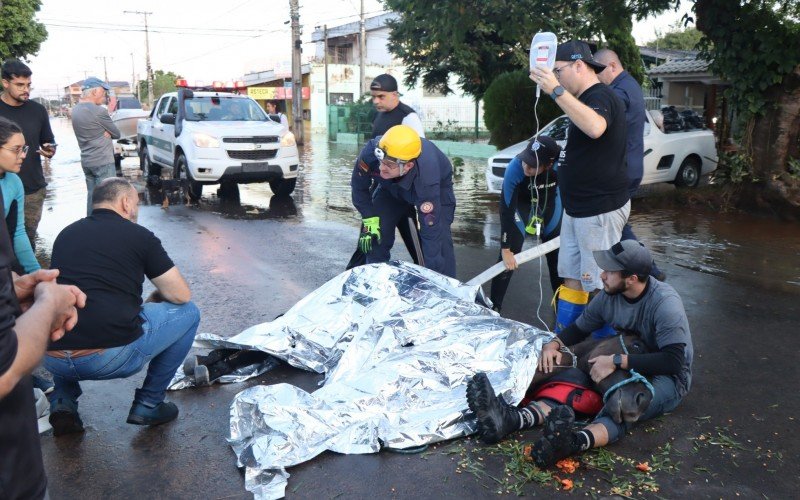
[646,52,730,135]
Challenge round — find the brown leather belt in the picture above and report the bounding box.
[46,348,106,359]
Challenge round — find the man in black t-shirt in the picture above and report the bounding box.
[44,178,200,436]
[0,59,57,248]
[530,41,630,336]
[0,190,86,499]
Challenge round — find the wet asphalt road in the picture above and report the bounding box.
[36,119,800,498]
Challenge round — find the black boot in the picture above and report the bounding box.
[529,404,578,468]
[466,372,524,444]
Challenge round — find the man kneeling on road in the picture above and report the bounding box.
[44,177,200,435]
[467,240,693,466]
[351,124,456,277]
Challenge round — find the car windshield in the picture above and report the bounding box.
[539,116,570,141]
[117,97,142,109]
[184,96,268,122]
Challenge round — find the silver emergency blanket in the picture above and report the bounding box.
[185,262,551,499]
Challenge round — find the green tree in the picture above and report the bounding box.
[384,0,595,100]
[137,70,183,103]
[647,23,703,51]
[0,0,48,60]
[483,70,562,148]
[693,0,800,215]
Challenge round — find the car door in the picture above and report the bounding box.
[151,96,175,165]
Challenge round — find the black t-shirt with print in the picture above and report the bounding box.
[558,83,630,217]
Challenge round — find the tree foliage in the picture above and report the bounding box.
[384,0,596,100]
[137,70,184,103]
[384,0,675,99]
[0,0,48,60]
[647,24,703,50]
[483,70,563,149]
[693,0,800,214]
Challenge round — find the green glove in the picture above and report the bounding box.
[359,216,381,254]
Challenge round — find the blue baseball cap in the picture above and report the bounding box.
[81,77,111,91]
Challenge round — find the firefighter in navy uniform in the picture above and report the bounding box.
[351,125,456,277]
[490,135,563,312]
[346,74,425,270]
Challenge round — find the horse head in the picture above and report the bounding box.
[573,331,653,424]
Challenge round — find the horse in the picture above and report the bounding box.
[528,331,653,424]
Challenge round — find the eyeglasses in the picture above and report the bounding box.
[553,61,576,78]
[0,145,29,157]
[374,147,407,170]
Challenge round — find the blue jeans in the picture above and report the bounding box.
[83,163,117,215]
[593,375,684,443]
[44,302,200,407]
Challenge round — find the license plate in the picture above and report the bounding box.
[242,162,269,172]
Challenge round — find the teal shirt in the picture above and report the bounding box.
[0,172,40,273]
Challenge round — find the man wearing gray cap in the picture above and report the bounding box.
[532,239,693,466]
[71,77,121,214]
[467,240,693,467]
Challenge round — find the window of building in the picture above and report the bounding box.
[330,93,354,105]
[328,43,353,64]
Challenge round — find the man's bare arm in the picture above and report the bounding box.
[150,267,191,304]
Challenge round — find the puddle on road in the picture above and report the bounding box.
[36,118,800,293]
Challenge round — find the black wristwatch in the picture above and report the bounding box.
[613,354,623,368]
[550,85,565,100]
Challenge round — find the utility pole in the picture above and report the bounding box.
[124,10,154,108]
[95,56,112,83]
[130,53,136,97]
[359,0,366,97]
[323,25,329,106]
[289,0,304,144]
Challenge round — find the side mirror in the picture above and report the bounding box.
[160,113,176,125]
[268,114,281,124]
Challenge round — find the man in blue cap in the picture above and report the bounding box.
[71,77,121,214]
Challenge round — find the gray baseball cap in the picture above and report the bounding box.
[593,240,652,275]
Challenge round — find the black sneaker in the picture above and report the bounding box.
[466,372,521,444]
[529,404,577,467]
[49,398,84,437]
[126,401,179,426]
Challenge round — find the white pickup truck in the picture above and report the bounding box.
[485,109,718,193]
[137,87,299,200]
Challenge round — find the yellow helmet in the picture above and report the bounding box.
[378,125,422,161]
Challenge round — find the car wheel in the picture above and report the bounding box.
[269,177,297,197]
[140,145,162,178]
[675,157,701,188]
[176,154,203,202]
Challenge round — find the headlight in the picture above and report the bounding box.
[192,133,220,148]
[280,132,296,147]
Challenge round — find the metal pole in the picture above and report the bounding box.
[130,53,136,97]
[125,10,154,108]
[289,0,304,144]
[324,25,329,106]
[359,0,366,97]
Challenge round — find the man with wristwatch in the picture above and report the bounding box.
[529,40,631,338]
[533,239,693,466]
[466,240,693,467]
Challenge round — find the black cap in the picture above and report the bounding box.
[555,40,606,74]
[517,135,561,169]
[370,74,399,92]
[593,240,653,276]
